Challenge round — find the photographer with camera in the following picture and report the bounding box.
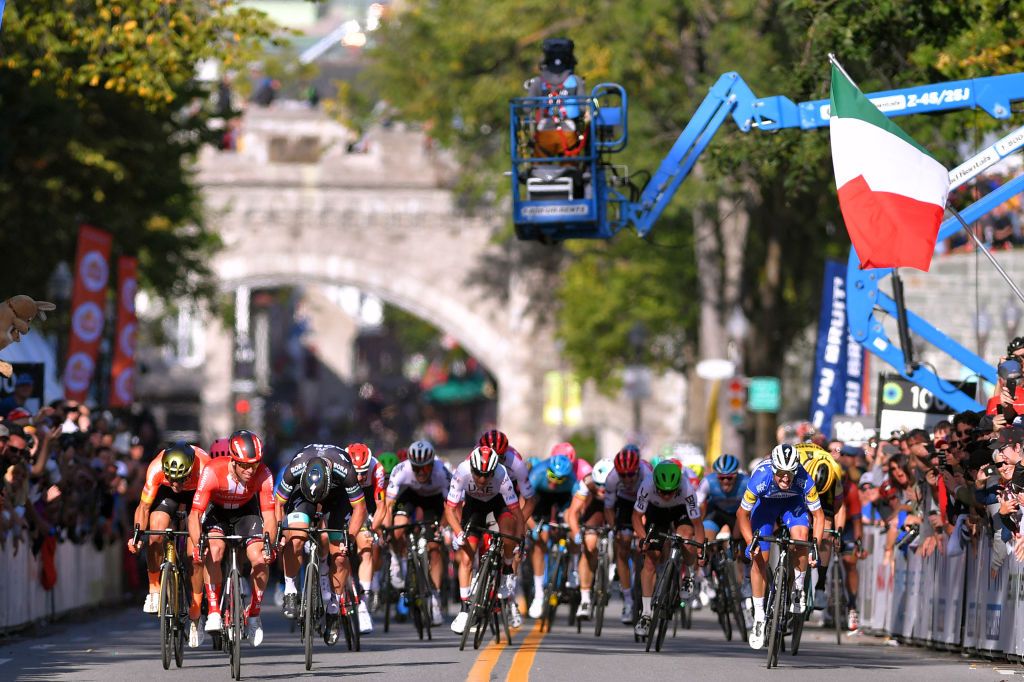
[987,337,1024,429]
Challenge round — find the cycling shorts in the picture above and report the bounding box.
[643,504,693,535]
[702,508,736,534]
[613,497,634,530]
[394,490,444,524]
[463,495,516,536]
[151,486,193,517]
[580,497,605,526]
[840,524,858,554]
[283,492,354,543]
[531,490,572,524]
[748,497,808,555]
[202,497,264,546]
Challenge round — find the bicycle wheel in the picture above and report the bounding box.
[417,555,433,641]
[717,574,733,642]
[159,562,174,670]
[765,565,787,669]
[832,559,843,645]
[473,568,497,650]
[230,570,242,680]
[727,562,748,642]
[461,556,491,651]
[174,567,186,668]
[381,551,392,633]
[655,571,677,652]
[349,584,362,651]
[501,598,513,644]
[790,582,806,655]
[593,553,607,637]
[303,559,317,670]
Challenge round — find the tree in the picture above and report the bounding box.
[0,1,278,299]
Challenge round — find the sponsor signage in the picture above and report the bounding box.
[63,225,112,402]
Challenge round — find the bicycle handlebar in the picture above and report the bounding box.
[646,531,706,560]
[466,526,524,544]
[748,530,819,562]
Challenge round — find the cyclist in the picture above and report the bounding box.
[189,430,278,647]
[526,454,577,618]
[631,460,705,637]
[378,451,400,477]
[347,442,387,633]
[276,443,367,639]
[737,443,824,650]
[699,454,748,539]
[603,444,652,622]
[567,458,613,620]
[445,445,523,634]
[378,439,450,626]
[551,441,592,483]
[129,441,211,647]
[209,437,231,458]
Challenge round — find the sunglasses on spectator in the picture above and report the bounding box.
[7,447,29,458]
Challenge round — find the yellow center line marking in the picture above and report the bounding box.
[467,637,507,682]
[505,620,546,682]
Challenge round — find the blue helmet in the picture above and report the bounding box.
[526,456,542,471]
[547,454,572,481]
[713,454,740,475]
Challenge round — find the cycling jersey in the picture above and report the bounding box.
[503,447,536,499]
[141,446,211,505]
[192,456,275,515]
[634,476,701,517]
[603,461,653,506]
[528,459,578,495]
[573,457,592,482]
[385,457,451,500]
[357,456,387,515]
[698,471,749,532]
[740,460,821,513]
[446,461,519,507]
[274,443,364,506]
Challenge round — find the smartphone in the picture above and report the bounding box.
[983,464,998,477]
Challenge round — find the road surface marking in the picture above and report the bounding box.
[467,636,507,682]
[505,621,545,682]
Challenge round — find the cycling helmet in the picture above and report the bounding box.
[614,444,641,476]
[547,454,572,481]
[210,437,231,459]
[713,454,740,475]
[378,452,399,475]
[229,430,263,464]
[469,445,499,476]
[770,443,800,472]
[407,440,435,468]
[550,442,577,462]
[347,442,373,474]
[525,456,542,471]
[807,456,835,493]
[300,456,332,503]
[794,441,828,465]
[479,430,509,456]
[653,461,682,493]
[687,463,705,481]
[395,447,408,462]
[592,459,614,487]
[161,441,196,482]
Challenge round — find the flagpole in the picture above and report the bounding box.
[890,267,917,375]
[947,206,1024,305]
[827,53,858,89]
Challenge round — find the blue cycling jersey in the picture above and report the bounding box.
[702,472,749,516]
[740,460,821,512]
[529,460,577,495]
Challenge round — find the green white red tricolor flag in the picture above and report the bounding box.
[829,63,950,271]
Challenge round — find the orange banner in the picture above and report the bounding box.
[63,225,112,402]
[109,257,138,408]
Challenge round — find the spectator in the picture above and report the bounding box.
[0,373,34,416]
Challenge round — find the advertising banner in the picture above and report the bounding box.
[62,225,112,402]
[109,257,138,408]
[810,259,863,435]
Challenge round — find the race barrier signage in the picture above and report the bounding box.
[109,256,138,408]
[62,225,112,403]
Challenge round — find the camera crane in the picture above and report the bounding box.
[510,70,1024,411]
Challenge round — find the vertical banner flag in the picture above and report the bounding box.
[810,259,864,435]
[0,1,6,32]
[109,257,138,407]
[63,225,112,402]
[829,62,950,270]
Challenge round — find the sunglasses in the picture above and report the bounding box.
[234,460,259,471]
[7,447,29,458]
[718,474,737,482]
[474,470,496,479]
[773,470,793,480]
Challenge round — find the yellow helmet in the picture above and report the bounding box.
[805,455,836,493]
[161,442,196,482]
[794,442,828,466]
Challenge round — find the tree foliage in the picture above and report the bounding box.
[0,1,278,299]
[353,0,1024,388]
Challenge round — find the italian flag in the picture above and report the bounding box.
[830,64,950,271]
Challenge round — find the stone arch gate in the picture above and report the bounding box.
[196,107,685,455]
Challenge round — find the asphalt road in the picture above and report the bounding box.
[0,596,1015,681]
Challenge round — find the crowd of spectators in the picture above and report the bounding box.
[0,381,161,567]
[944,172,1022,253]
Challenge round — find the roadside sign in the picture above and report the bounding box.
[876,374,974,438]
[747,376,781,413]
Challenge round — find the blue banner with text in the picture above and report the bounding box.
[810,259,863,435]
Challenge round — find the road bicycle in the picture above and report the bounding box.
[642,530,705,653]
[704,537,748,643]
[586,525,613,637]
[751,527,818,669]
[132,513,190,670]
[822,528,847,645]
[383,520,439,641]
[459,526,523,651]
[539,522,580,633]
[199,531,271,680]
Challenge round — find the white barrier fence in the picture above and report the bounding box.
[0,540,123,631]
[858,525,1024,660]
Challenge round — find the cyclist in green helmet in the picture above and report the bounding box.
[378,452,399,476]
[631,460,706,638]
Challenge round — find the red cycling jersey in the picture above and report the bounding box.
[191,456,275,514]
[140,447,211,505]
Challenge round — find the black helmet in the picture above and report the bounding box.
[300,456,332,503]
[541,37,576,71]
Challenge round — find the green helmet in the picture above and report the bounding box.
[378,451,400,475]
[653,461,682,493]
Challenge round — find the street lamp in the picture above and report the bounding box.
[46,261,73,371]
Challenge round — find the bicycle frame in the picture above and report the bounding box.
[460,526,524,651]
[643,530,705,653]
[132,520,191,670]
[751,529,818,669]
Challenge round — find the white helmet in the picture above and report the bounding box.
[591,459,614,487]
[770,443,800,472]
[408,440,435,467]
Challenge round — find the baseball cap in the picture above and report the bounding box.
[6,407,32,423]
[990,426,1024,451]
[15,373,34,387]
[130,435,143,447]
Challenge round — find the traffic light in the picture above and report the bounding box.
[727,377,747,426]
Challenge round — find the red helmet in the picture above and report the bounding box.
[469,445,499,476]
[396,448,408,462]
[210,437,231,458]
[478,430,509,456]
[229,430,263,464]
[550,441,576,462]
[347,443,372,473]
[614,444,641,475]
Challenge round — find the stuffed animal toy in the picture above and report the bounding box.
[0,295,57,377]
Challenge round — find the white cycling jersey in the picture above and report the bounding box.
[385,457,451,499]
[633,475,701,519]
[603,461,653,508]
[446,461,519,506]
[503,448,535,499]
